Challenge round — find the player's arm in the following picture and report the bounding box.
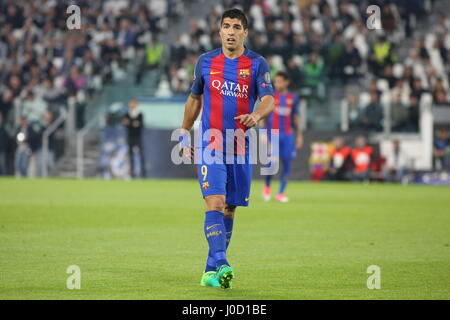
[181,93,202,132]
[293,96,303,149]
[258,115,267,130]
[235,95,274,128]
[181,53,204,132]
[179,55,204,159]
[294,113,303,149]
[179,93,202,159]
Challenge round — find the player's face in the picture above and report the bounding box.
[274,76,289,92]
[220,18,248,51]
[128,99,137,109]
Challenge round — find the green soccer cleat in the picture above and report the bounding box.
[200,271,220,287]
[216,265,234,289]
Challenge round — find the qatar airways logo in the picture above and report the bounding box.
[211,80,249,99]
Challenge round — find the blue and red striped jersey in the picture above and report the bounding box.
[266,91,299,135]
[191,47,274,151]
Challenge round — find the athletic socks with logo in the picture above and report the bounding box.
[204,211,231,271]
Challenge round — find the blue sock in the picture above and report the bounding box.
[279,180,287,194]
[205,252,216,273]
[264,162,272,187]
[279,157,291,194]
[204,211,229,269]
[205,216,234,272]
[265,174,272,187]
[224,217,234,249]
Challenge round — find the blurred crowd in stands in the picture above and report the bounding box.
[169,0,450,134]
[0,0,183,176]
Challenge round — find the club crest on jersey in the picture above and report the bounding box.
[202,182,210,190]
[239,69,250,79]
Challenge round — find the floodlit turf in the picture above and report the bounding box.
[0,178,449,300]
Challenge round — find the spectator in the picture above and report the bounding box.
[100,113,129,180]
[170,35,188,68]
[327,136,351,181]
[434,90,450,105]
[413,39,429,60]
[432,79,450,105]
[14,116,37,177]
[42,78,64,108]
[381,5,397,34]
[369,79,382,99]
[135,36,165,85]
[271,33,290,65]
[21,91,48,125]
[411,78,428,101]
[65,66,86,96]
[342,40,362,83]
[116,19,136,48]
[37,111,56,177]
[370,35,396,77]
[0,89,14,121]
[382,64,397,89]
[122,99,145,178]
[291,33,309,57]
[359,92,383,132]
[326,34,346,80]
[0,113,9,175]
[390,79,410,105]
[383,139,410,183]
[80,50,103,95]
[350,136,373,182]
[402,66,415,89]
[303,52,325,99]
[433,128,450,170]
[346,93,363,130]
[407,95,420,132]
[391,92,409,132]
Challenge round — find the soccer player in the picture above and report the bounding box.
[179,8,275,289]
[261,71,303,202]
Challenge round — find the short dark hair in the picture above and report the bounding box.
[221,8,248,30]
[275,71,290,81]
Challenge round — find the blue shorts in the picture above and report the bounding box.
[196,149,252,207]
[270,133,296,160]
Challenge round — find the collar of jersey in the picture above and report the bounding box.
[219,46,248,60]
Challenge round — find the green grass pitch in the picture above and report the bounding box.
[0,178,449,300]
